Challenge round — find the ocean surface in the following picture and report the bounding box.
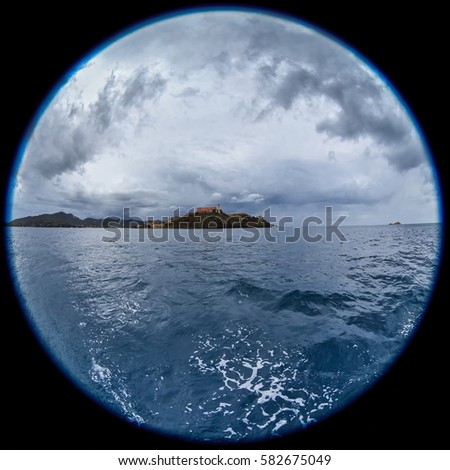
[6,224,441,442]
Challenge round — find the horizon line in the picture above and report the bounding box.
[5,209,442,228]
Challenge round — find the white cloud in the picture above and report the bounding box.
[232,191,265,204]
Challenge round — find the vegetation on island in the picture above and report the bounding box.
[155,210,270,229]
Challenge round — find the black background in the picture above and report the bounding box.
[1,1,448,450]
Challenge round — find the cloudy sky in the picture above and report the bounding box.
[11,10,441,225]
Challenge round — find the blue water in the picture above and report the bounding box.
[6,224,441,442]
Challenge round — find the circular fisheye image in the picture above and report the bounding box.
[4,8,442,443]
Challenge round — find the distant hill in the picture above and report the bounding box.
[6,212,118,228]
[7,212,97,227]
[7,209,271,229]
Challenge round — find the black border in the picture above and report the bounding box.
[2,1,448,450]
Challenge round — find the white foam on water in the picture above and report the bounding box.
[89,358,145,425]
[189,323,344,440]
[203,402,232,417]
[224,427,237,438]
[90,361,112,383]
[273,419,288,432]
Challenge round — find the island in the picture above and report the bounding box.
[388,221,402,225]
[156,205,270,229]
[6,211,114,228]
[6,205,271,229]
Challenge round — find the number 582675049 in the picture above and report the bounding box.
[260,454,331,466]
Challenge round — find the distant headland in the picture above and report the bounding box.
[388,221,401,225]
[7,205,271,229]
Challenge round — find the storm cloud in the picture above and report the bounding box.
[251,50,417,179]
[22,66,168,182]
[11,11,440,225]
[121,67,167,108]
[383,139,427,172]
[24,117,92,181]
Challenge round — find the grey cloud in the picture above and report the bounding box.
[25,108,99,181]
[202,178,387,219]
[316,105,408,144]
[200,154,388,211]
[121,67,167,108]
[108,189,169,205]
[317,80,409,144]
[45,127,94,177]
[95,13,412,155]
[68,103,83,118]
[259,63,278,80]
[210,51,232,76]
[244,21,287,62]
[257,56,286,84]
[244,18,347,72]
[237,17,415,159]
[274,68,321,110]
[91,68,167,132]
[384,141,425,172]
[226,157,392,209]
[62,188,170,216]
[267,67,410,145]
[90,72,118,132]
[160,164,215,193]
[274,184,386,207]
[259,185,389,209]
[24,67,169,181]
[26,111,97,180]
[177,87,200,97]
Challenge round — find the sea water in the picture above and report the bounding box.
[6,224,441,442]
